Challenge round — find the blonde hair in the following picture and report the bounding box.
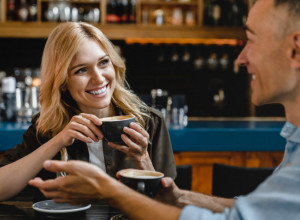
[37,22,149,160]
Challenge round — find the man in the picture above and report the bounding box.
[29,0,300,219]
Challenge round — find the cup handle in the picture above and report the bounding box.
[137,182,145,194]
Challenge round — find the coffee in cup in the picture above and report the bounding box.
[98,115,135,145]
[119,169,164,198]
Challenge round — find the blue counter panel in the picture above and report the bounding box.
[0,121,286,152]
[0,122,30,151]
[169,121,286,152]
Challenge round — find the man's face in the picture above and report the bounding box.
[237,0,298,106]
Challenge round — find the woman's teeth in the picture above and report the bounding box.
[88,87,107,95]
[252,75,256,80]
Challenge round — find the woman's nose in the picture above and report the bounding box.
[91,68,105,83]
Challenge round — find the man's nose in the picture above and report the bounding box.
[236,46,249,67]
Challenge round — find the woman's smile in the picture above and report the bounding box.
[86,85,108,96]
[67,39,116,114]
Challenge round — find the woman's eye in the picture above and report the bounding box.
[74,67,87,74]
[99,59,109,67]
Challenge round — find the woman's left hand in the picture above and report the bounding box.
[107,122,154,170]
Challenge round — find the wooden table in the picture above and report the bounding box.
[0,201,121,219]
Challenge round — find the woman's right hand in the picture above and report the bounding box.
[55,113,103,148]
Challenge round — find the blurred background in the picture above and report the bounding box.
[0,0,284,123]
[0,0,287,195]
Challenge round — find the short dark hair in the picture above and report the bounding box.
[251,0,300,38]
[252,0,300,17]
[274,0,300,18]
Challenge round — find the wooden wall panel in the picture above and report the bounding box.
[174,151,284,195]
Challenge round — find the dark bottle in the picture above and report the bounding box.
[1,77,16,122]
[7,0,16,21]
[241,0,249,26]
[119,0,128,23]
[231,0,240,26]
[211,0,222,25]
[203,0,213,25]
[17,0,29,21]
[207,52,219,71]
[28,0,37,21]
[230,0,248,26]
[106,0,120,23]
[128,0,136,23]
[221,0,232,25]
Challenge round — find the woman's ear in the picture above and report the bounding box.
[61,86,66,92]
[290,33,300,69]
[60,82,67,92]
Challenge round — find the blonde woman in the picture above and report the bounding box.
[0,22,176,202]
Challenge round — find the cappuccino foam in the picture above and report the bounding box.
[121,170,163,179]
[101,115,134,122]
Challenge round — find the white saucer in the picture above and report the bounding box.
[32,200,91,214]
[110,214,130,220]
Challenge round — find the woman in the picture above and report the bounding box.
[0,22,176,202]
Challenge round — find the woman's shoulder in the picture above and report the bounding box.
[147,107,164,119]
[31,113,40,124]
[143,107,167,131]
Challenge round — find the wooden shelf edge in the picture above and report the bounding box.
[0,23,246,40]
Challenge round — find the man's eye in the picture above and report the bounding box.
[74,68,87,74]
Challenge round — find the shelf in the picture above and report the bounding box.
[0,22,246,40]
[139,0,198,6]
[40,0,100,2]
[125,38,240,45]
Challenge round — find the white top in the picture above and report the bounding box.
[86,140,106,172]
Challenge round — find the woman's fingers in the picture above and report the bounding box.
[123,123,149,146]
[72,114,103,140]
[128,122,149,139]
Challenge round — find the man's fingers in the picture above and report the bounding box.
[28,177,44,187]
[42,160,72,174]
[29,177,63,191]
[161,177,174,188]
[43,160,90,175]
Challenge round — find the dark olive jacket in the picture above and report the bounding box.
[0,107,176,202]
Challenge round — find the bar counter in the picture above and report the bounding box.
[0,119,286,152]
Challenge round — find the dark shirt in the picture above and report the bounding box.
[0,107,176,202]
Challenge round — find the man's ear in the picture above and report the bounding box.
[290,33,300,69]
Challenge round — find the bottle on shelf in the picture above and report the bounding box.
[154,9,164,26]
[141,7,150,25]
[207,52,219,70]
[17,0,29,21]
[119,0,129,23]
[185,10,196,26]
[1,77,16,121]
[230,0,242,26]
[93,8,100,23]
[211,0,221,25]
[106,0,120,23]
[128,0,136,23]
[28,0,37,21]
[7,0,16,21]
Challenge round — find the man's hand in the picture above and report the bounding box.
[29,160,119,204]
[155,177,183,207]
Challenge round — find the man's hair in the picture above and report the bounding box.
[251,0,300,37]
[273,0,300,37]
[252,0,300,20]
[274,0,300,19]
